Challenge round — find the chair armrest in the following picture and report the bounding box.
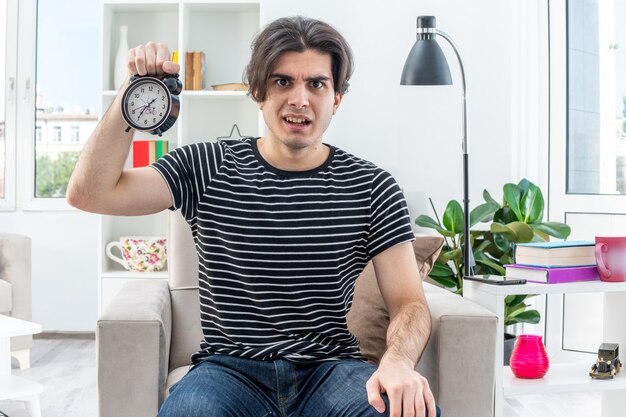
[97,279,172,417]
[418,283,497,417]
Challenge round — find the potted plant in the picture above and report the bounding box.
[416,179,571,364]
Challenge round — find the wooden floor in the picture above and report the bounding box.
[0,335,599,417]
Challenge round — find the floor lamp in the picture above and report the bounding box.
[400,15,475,276]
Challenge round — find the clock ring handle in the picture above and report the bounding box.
[163,74,183,96]
[128,73,183,96]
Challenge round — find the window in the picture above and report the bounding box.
[0,0,7,200]
[33,0,99,199]
[53,125,61,142]
[70,126,79,143]
[567,0,626,194]
[35,125,41,142]
[0,0,17,209]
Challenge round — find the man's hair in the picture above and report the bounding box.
[245,16,354,102]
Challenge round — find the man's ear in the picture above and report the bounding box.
[333,93,343,115]
[252,90,264,110]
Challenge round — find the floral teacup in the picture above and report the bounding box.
[105,236,167,272]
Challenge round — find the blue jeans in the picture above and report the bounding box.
[157,354,441,417]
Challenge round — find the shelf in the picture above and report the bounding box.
[99,0,262,315]
[463,279,626,296]
[104,89,249,97]
[182,90,248,97]
[503,362,626,396]
[103,2,179,13]
[183,2,260,13]
[101,270,168,279]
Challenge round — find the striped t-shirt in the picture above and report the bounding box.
[151,137,415,363]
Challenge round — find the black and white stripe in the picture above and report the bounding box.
[152,137,414,363]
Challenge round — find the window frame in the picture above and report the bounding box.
[17,0,75,211]
[0,0,18,211]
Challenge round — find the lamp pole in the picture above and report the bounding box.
[431,30,474,277]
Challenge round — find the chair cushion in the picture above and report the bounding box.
[346,236,444,364]
[0,279,12,313]
[164,365,191,399]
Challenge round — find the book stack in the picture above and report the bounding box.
[133,140,169,167]
[505,240,598,284]
[185,51,205,90]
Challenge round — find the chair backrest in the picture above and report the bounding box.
[167,212,203,371]
[164,211,441,369]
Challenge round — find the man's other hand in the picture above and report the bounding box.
[366,363,436,417]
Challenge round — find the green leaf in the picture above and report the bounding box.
[443,200,464,234]
[483,189,499,205]
[490,221,534,243]
[500,253,514,265]
[505,294,527,308]
[505,303,528,319]
[533,229,550,241]
[429,262,456,278]
[520,184,544,224]
[442,248,462,261]
[517,178,532,194]
[475,239,492,253]
[503,183,523,221]
[475,258,506,275]
[470,203,500,227]
[415,215,457,238]
[532,222,572,239]
[493,207,516,225]
[508,221,535,243]
[415,215,440,230]
[429,274,458,289]
[493,233,510,253]
[506,309,541,326]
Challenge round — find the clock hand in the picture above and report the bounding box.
[137,104,149,121]
[136,97,159,121]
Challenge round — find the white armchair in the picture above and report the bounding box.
[0,233,34,369]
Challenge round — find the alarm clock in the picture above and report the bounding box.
[121,74,182,136]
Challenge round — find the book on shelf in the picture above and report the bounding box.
[505,264,599,284]
[185,52,194,90]
[133,140,169,168]
[514,240,595,267]
[184,51,205,90]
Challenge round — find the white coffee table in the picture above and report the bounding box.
[0,315,43,417]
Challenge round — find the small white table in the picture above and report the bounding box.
[463,279,626,417]
[0,315,43,417]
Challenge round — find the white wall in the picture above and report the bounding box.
[3,0,514,331]
[0,211,99,331]
[261,0,513,223]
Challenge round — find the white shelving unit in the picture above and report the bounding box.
[463,279,626,417]
[98,0,263,314]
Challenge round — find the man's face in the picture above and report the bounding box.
[258,49,342,150]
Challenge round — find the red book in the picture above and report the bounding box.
[505,264,599,284]
[133,141,150,167]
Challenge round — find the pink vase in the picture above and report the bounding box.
[510,334,549,379]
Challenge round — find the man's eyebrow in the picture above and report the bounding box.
[270,73,294,81]
[270,73,331,82]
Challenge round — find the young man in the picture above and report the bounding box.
[68,16,439,417]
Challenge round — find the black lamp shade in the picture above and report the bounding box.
[400,34,452,86]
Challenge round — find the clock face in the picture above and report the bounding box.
[122,78,171,131]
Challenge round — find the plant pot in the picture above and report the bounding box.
[503,332,516,366]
